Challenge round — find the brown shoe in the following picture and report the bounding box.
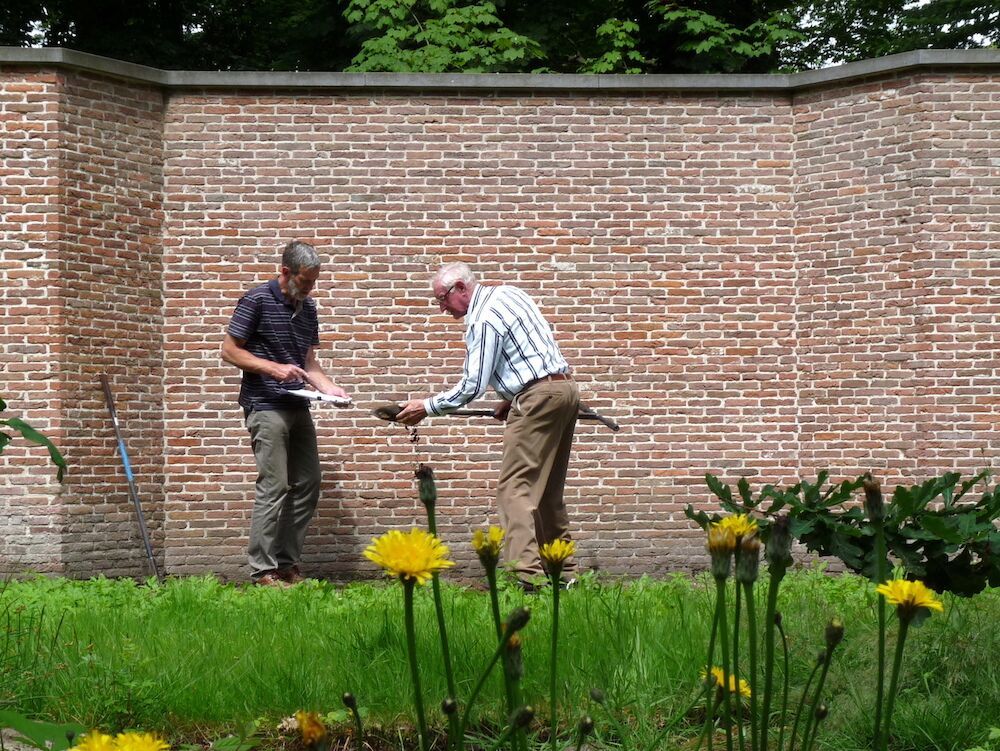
[255,572,291,588]
[277,565,306,585]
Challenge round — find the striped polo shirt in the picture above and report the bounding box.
[227,279,319,411]
[425,284,569,415]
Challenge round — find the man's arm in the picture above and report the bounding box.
[303,347,349,399]
[396,321,503,426]
[221,333,308,383]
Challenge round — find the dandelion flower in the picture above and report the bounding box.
[472,526,505,565]
[707,525,736,553]
[713,514,758,539]
[540,538,576,566]
[112,732,170,751]
[876,579,944,620]
[294,711,327,746]
[707,525,736,579]
[702,666,752,700]
[73,732,116,751]
[364,528,454,585]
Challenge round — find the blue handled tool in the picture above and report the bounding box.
[100,375,161,581]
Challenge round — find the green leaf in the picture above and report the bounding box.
[919,515,964,544]
[705,474,733,504]
[0,711,86,751]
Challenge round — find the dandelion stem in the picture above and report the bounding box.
[733,579,745,751]
[872,521,888,747]
[786,657,822,751]
[776,617,790,751]
[402,579,430,751]
[549,568,562,751]
[704,584,724,751]
[693,695,726,751]
[801,650,834,751]
[879,617,911,751]
[742,581,759,751]
[348,703,364,751]
[425,515,459,744]
[759,577,784,751]
[716,579,734,751]
[458,632,510,737]
[642,682,713,751]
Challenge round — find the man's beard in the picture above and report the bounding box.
[287,275,306,302]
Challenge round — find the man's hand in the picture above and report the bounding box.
[270,363,308,383]
[320,384,350,400]
[396,399,428,426]
[492,399,512,421]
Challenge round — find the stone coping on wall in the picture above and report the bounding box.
[1,45,999,93]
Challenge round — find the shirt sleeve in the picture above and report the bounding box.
[425,320,505,415]
[228,294,260,341]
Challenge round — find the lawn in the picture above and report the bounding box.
[1,568,997,751]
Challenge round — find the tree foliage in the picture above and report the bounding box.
[0,0,997,72]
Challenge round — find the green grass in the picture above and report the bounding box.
[1,569,997,751]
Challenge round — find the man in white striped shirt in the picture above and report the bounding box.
[397,262,580,590]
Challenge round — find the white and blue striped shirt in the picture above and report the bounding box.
[425,284,569,415]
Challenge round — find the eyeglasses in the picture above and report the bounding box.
[434,283,458,303]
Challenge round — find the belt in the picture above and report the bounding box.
[520,372,573,392]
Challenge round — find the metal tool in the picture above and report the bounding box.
[372,402,620,432]
[99,375,162,581]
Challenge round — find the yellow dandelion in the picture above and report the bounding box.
[539,538,576,565]
[364,528,454,585]
[707,525,736,553]
[876,579,944,619]
[713,514,758,539]
[702,666,752,699]
[111,732,170,751]
[472,526,505,561]
[73,732,116,751]
[294,711,327,746]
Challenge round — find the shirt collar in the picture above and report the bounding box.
[465,284,486,328]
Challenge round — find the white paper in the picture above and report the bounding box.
[286,388,352,406]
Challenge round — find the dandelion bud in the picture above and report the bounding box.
[765,514,793,573]
[824,618,844,650]
[863,473,884,524]
[506,643,524,681]
[736,534,761,584]
[774,611,783,627]
[442,698,458,715]
[707,526,735,580]
[505,606,531,633]
[815,703,829,721]
[578,716,594,736]
[342,692,357,709]
[66,732,77,747]
[589,688,606,705]
[511,705,535,729]
[415,464,437,509]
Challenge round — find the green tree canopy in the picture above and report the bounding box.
[1,0,997,73]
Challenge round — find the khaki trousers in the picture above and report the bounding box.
[245,408,321,579]
[496,379,580,580]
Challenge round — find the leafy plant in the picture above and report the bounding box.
[689,470,1000,596]
[579,18,649,74]
[345,0,543,72]
[0,397,66,482]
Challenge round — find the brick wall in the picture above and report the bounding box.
[1,54,998,581]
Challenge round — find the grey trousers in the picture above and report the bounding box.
[245,408,320,579]
[496,380,580,580]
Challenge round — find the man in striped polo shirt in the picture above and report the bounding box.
[222,240,350,587]
[397,262,580,591]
